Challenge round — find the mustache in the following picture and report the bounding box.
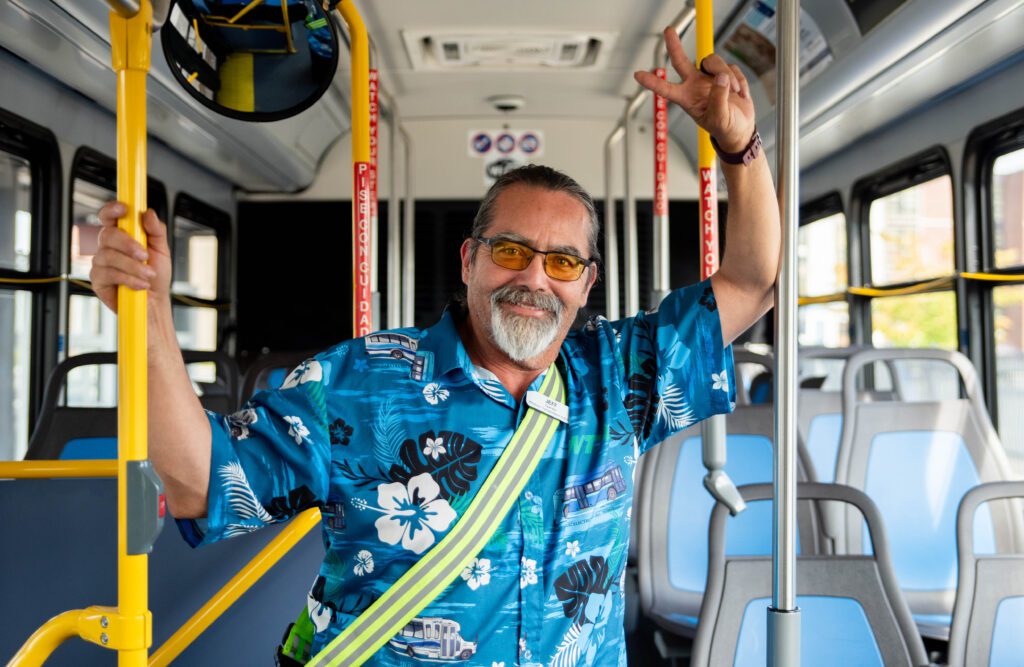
[490,285,563,316]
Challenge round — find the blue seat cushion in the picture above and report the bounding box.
[61,437,118,460]
[806,413,842,483]
[735,596,884,667]
[990,596,1024,667]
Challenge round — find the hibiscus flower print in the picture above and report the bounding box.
[283,416,310,445]
[565,540,581,558]
[422,436,446,460]
[364,473,457,554]
[226,408,258,440]
[280,360,323,389]
[461,557,492,590]
[712,371,729,393]
[422,382,449,405]
[520,557,538,588]
[329,418,353,446]
[353,550,374,576]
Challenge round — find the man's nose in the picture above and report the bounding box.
[513,253,551,291]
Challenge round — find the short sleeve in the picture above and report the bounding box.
[176,357,333,547]
[613,279,735,453]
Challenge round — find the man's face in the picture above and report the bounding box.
[461,184,597,368]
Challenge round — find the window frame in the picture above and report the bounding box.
[963,105,1024,426]
[170,193,232,350]
[798,192,852,348]
[0,107,61,440]
[850,146,958,350]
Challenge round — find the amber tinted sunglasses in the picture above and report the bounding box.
[475,236,594,281]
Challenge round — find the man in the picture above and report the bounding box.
[91,28,778,667]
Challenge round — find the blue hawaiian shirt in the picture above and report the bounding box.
[183,279,735,666]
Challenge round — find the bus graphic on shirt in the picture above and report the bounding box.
[387,617,477,661]
[364,332,426,380]
[561,462,627,517]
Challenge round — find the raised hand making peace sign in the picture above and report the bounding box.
[634,26,756,155]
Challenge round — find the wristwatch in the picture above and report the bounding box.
[711,128,762,167]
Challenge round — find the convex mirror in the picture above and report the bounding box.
[161,0,340,121]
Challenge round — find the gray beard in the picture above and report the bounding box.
[489,286,565,363]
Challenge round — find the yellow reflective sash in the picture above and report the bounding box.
[307,365,566,666]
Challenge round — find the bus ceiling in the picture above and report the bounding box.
[0,0,1020,191]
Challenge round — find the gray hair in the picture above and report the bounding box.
[470,164,602,267]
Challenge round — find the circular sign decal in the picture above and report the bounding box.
[519,132,540,154]
[496,133,516,154]
[471,132,492,154]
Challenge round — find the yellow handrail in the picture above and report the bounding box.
[337,0,372,339]
[961,271,1024,282]
[0,460,118,479]
[112,1,154,664]
[148,508,322,667]
[797,292,847,306]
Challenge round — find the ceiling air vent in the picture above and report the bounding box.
[402,31,617,70]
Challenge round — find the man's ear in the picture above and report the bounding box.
[460,238,474,285]
[579,264,599,306]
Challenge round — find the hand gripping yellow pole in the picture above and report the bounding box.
[111,2,154,664]
[337,0,373,339]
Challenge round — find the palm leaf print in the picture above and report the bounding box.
[371,396,404,467]
[305,379,329,430]
[223,523,262,539]
[391,431,482,501]
[549,623,583,667]
[655,381,695,431]
[219,461,273,524]
[554,556,610,625]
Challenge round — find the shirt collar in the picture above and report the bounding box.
[416,309,471,379]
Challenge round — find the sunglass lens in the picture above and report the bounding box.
[490,240,531,270]
[545,254,584,281]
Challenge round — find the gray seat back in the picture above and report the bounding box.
[636,405,818,636]
[25,351,240,460]
[691,482,928,667]
[948,481,1024,667]
[834,348,1022,636]
[240,349,321,400]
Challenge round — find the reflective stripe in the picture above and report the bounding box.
[308,366,565,666]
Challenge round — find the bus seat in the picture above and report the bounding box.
[240,349,321,400]
[635,405,819,639]
[948,481,1024,667]
[690,483,929,667]
[833,348,1023,640]
[0,477,323,665]
[25,351,240,460]
[732,347,773,406]
[797,346,902,484]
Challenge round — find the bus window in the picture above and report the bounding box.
[69,179,114,281]
[0,150,34,460]
[991,147,1024,473]
[868,175,954,286]
[170,195,229,356]
[798,209,849,347]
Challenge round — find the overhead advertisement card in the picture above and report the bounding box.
[468,130,545,186]
[722,0,833,104]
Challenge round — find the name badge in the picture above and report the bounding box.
[525,390,569,424]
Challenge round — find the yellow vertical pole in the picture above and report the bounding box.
[696,0,718,278]
[337,0,373,338]
[110,3,153,665]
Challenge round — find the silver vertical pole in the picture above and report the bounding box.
[603,127,623,321]
[622,99,643,315]
[384,94,401,330]
[769,0,801,665]
[400,127,416,328]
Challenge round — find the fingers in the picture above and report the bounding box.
[633,70,678,101]
[730,64,750,99]
[663,25,696,82]
[98,201,127,227]
[91,242,156,290]
[699,54,741,94]
[142,209,171,256]
[97,224,149,263]
[706,71,734,132]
